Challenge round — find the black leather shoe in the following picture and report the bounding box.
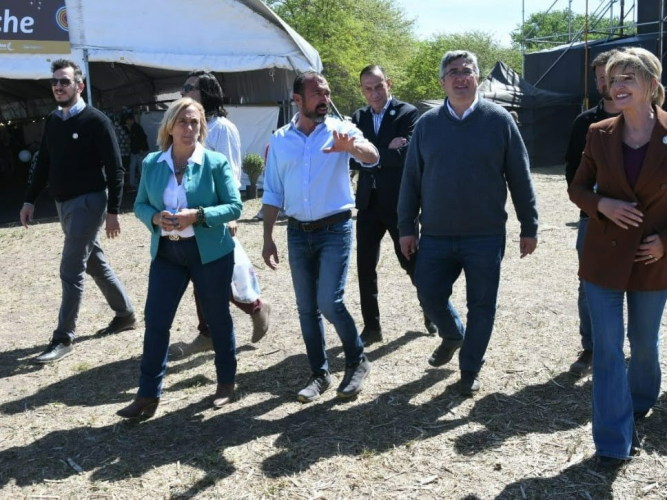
[33,340,74,364]
[96,313,137,336]
[360,327,383,346]
[428,340,462,367]
[423,313,437,335]
[595,456,628,470]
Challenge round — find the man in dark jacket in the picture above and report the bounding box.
[351,65,434,346]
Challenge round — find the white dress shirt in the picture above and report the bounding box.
[206,116,242,188]
[446,93,479,120]
[158,143,205,237]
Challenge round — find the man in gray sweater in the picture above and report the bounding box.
[398,50,538,395]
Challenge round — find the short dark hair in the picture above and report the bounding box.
[591,49,620,70]
[359,64,387,82]
[51,59,83,82]
[293,71,326,97]
[186,70,227,118]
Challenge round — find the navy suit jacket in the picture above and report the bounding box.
[351,98,419,210]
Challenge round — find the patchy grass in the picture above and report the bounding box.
[0,166,666,499]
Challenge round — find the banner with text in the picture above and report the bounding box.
[0,0,70,54]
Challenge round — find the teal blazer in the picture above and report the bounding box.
[134,148,242,264]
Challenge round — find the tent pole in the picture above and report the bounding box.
[83,49,93,107]
[521,0,525,76]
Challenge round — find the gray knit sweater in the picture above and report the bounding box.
[398,97,538,238]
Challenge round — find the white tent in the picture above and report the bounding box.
[0,0,322,119]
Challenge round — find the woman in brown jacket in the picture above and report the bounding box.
[569,47,667,467]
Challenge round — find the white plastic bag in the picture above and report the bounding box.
[231,237,261,303]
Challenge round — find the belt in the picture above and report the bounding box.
[162,234,195,241]
[287,210,351,232]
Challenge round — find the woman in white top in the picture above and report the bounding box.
[173,71,271,358]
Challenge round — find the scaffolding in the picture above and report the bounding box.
[518,0,667,109]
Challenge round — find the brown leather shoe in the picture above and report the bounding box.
[251,303,271,343]
[117,396,160,419]
[213,383,235,408]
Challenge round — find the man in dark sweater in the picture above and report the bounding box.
[398,50,539,395]
[564,49,620,377]
[19,59,136,364]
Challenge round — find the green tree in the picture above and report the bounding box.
[512,9,635,52]
[266,0,416,114]
[394,31,521,104]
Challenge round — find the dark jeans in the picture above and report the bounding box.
[415,234,505,374]
[54,191,133,343]
[195,289,263,336]
[287,218,363,374]
[356,191,416,330]
[139,238,235,398]
[575,217,593,351]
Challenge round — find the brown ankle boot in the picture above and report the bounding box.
[117,396,160,419]
[213,383,235,408]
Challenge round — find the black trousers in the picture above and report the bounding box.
[356,190,416,330]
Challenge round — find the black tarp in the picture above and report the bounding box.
[417,61,580,168]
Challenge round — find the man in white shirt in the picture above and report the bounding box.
[262,72,379,403]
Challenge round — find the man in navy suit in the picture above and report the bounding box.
[351,65,435,346]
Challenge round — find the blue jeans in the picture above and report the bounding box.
[415,234,505,374]
[576,217,593,351]
[128,153,144,188]
[584,281,666,459]
[139,238,235,398]
[54,191,134,343]
[287,219,363,374]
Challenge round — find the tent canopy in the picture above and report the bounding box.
[0,0,322,120]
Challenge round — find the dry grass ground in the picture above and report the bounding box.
[0,165,666,499]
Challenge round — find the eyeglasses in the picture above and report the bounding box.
[50,77,76,87]
[181,83,199,93]
[444,69,476,79]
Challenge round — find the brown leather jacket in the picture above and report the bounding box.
[569,107,667,291]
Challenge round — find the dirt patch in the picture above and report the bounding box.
[0,166,665,498]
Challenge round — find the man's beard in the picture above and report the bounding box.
[302,105,328,123]
[55,92,78,108]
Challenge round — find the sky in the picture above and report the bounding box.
[391,0,616,46]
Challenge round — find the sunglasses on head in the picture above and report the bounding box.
[181,83,198,93]
[50,77,76,87]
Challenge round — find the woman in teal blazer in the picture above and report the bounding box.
[117,98,242,419]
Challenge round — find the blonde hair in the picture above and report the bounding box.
[157,97,208,152]
[606,47,665,107]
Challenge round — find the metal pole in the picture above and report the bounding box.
[82,48,93,107]
[620,0,624,37]
[568,0,573,42]
[521,0,525,75]
[660,0,665,65]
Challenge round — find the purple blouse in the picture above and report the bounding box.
[623,142,649,189]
